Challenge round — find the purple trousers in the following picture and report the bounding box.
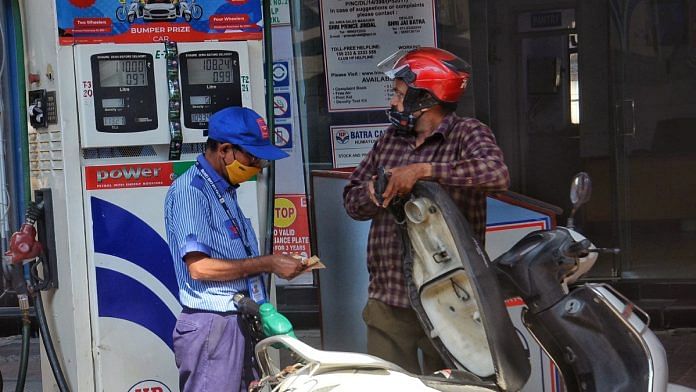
[173,311,251,392]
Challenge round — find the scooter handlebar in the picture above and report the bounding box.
[374,166,388,205]
[588,247,621,254]
[563,238,593,258]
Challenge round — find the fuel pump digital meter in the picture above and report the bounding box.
[75,44,169,148]
[92,52,157,133]
[180,51,242,129]
[177,41,253,143]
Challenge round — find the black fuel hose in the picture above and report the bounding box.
[15,321,30,392]
[32,281,70,392]
[9,265,29,392]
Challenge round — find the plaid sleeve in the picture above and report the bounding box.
[343,137,383,221]
[431,120,510,191]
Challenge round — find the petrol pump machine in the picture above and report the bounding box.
[177,41,254,143]
[21,1,267,390]
[75,44,170,147]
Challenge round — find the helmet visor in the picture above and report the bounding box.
[377,49,416,82]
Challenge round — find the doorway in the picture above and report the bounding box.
[513,1,696,279]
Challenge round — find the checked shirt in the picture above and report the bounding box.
[343,112,510,308]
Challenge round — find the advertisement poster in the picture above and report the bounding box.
[320,0,437,112]
[84,161,190,190]
[273,194,311,258]
[330,123,389,168]
[57,0,262,45]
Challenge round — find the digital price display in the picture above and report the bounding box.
[91,52,157,133]
[191,113,211,123]
[187,58,234,85]
[99,60,148,87]
[104,116,126,126]
[102,98,125,108]
[180,50,242,129]
[190,96,211,105]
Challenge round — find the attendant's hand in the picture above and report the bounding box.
[270,254,305,280]
[382,163,432,207]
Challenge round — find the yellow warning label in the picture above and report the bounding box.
[274,197,297,228]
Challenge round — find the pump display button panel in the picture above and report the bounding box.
[180,50,242,130]
[91,52,158,133]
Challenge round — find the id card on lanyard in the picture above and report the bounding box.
[195,161,268,304]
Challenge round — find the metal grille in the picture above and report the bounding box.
[82,146,158,159]
[182,143,205,155]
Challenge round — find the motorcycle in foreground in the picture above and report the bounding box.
[243,173,695,392]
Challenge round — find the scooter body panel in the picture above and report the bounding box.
[402,183,531,391]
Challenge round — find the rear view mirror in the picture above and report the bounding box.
[567,172,592,228]
[570,172,592,209]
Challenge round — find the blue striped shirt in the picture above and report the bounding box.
[164,154,259,312]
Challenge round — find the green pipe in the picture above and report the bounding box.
[11,0,30,206]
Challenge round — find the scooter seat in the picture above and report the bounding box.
[419,369,499,391]
[256,335,407,373]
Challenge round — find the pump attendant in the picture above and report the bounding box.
[164,106,304,392]
[343,47,510,374]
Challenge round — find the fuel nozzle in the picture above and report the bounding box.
[5,201,44,264]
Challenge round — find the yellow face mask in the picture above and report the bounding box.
[225,160,260,185]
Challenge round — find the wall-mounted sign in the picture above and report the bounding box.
[274,124,292,149]
[330,123,389,168]
[320,0,437,112]
[518,9,575,33]
[269,0,290,26]
[56,0,263,45]
[273,92,291,118]
[273,195,311,258]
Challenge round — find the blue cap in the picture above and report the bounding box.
[207,107,289,161]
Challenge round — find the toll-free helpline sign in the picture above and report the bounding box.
[320,0,437,111]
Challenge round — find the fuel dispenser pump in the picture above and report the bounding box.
[4,203,42,392]
[4,194,70,392]
[17,0,270,388]
[17,0,268,386]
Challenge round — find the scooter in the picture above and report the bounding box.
[243,173,695,392]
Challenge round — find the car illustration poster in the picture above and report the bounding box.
[56,0,263,45]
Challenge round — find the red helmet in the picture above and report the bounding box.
[378,47,471,103]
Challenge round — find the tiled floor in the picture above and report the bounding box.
[0,335,42,392]
[656,329,696,388]
[1,329,694,390]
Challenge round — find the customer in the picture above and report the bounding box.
[343,47,510,374]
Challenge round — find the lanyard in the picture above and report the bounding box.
[194,161,255,257]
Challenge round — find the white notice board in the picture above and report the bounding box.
[320,0,437,112]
